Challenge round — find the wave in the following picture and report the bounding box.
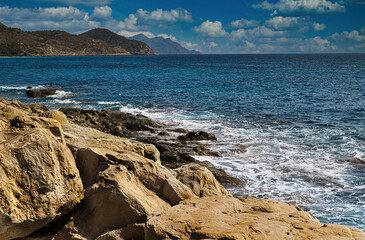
[0,85,44,90]
[53,99,82,104]
[48,90,75,98]
[98,101,122,105]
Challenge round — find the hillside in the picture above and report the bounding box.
[0,23,155,56]
[131,34,200,55]
[80,28,156,55]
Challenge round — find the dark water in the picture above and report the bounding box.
[1,54,364,229]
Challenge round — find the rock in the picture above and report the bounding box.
[63,123,161,163]
[0,128,83,240]
[63,146,195,239]
[157,131,169,136]
[95,224,144,240]
[59,108,165,137]
[43,110,69,126]
[177,130,217,141]
[198,161,245,188]
[26,89,57,98]
[174,163,231,197]
[145,196,365,240]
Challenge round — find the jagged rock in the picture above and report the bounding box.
[177,130,217,141]
[0,128,83,240]
[174,163,231,197]
[95,224,144,240]
[63,123,161,163]
[26,89,57,98]
[197,161,245,188]
[145,196,365,240]
[58,147,195,239]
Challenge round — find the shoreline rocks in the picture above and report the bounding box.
[0,98,364,240]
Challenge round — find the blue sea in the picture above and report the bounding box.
[1,54,364,230]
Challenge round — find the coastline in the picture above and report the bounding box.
[0,97,364,239]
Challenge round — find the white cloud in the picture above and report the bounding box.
[0,6,99,33]
[231,18,260,28]
[194,20,227,37]
[181,41,198,50]
[304,36,338,51]
[118,30,156,38]
[231,29,247,39]
[248,26,286,37]
[332,30,365,42]
[157,34,177,41]
[90,6,112,20]
[253,0,345,15]
[208,41,218,48]
[265,16,302,30]
[136,8,193,23]
[117,14,138,30]
[313,23,326,31]
[53,0,112,6]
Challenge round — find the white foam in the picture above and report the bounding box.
[48,90,74,98]
[0,85,44,90]
[98,101,121,105]
[53,99,82,104]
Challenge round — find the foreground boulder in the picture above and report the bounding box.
[0,128,83,240]
[145,196,365,240]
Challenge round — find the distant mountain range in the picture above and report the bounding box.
[130,34,200,55]
[0,23,155,56]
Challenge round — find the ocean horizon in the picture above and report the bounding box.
[1,54,364,230]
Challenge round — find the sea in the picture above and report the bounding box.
[0,54,364,230]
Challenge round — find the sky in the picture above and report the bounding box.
[0,0,364,53]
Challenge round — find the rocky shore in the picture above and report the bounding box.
[0,98,364,240]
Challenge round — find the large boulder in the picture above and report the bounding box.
[26,88,57,98]
[174,163,231,197]
[177,131,217,141]
[145,196,365,240]
[0,128,83,240]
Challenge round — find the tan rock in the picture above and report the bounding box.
[145,196,365,240]
[72,163,171,239]
[0,128,84,240]
[95,224,145,240]
[63,123,160,163]
[174,163,231,197]
[43,110,69,126]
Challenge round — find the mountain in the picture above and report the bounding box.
[80,28,156,55]
[131,34,200,55]
[0,23,155,56]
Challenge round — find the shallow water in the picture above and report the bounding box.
[1,54,364,229]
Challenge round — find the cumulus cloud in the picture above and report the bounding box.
[53,0,112,6]
[135,8,193,23]
[194,20,227,37]
[248,26,286,37]
[157,34,177,41]
[181,41,199,50]
[118,30,156,38]
[231,18,260,28]
[332,30,365,42]
[303,36,338,51]
[265,16,303,30]
[0,6,98,33]
[313,23,326,31]
[253,0,345,15]
[208,41,218,48]
[90,6,112,20]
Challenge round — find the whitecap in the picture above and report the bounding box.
[98,101,121,105]
[48,90,75,98]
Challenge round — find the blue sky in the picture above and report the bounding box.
[0,0,364,53]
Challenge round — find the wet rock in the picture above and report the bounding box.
[26,88,57,98]
[177,130,217,141]
[157,131,169,136]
